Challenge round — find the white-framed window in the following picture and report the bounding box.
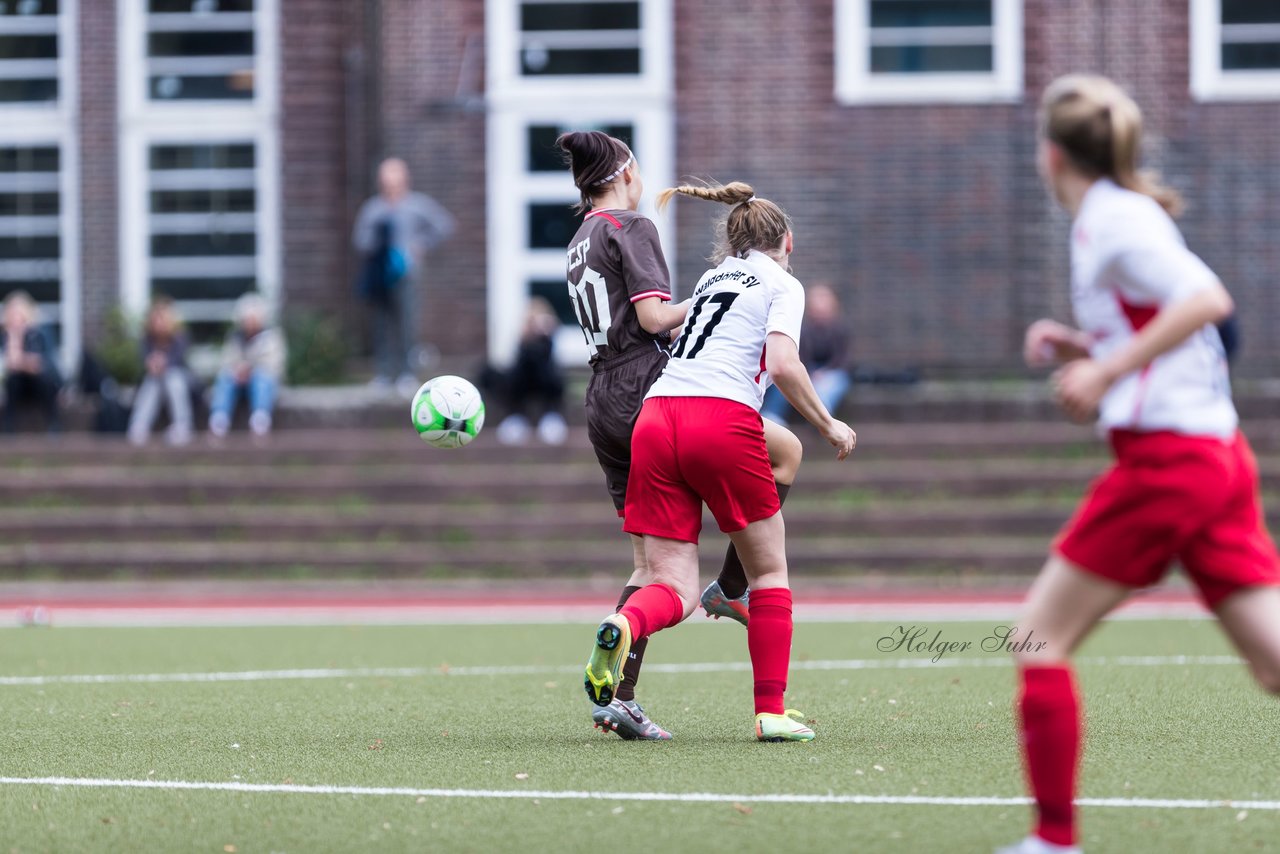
[0,0,80,374]
[486,107,674,366]
[1191,0,1280,101]
[835,0,1022,105]
[487,0,672,103]
[485,0,674,366]
[118,0,279,341]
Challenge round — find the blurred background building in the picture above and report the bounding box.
[2,0,1278,379]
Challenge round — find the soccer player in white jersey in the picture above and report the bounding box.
[581,180,857,742]
[998,75,1280,854]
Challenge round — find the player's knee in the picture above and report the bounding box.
[770,432,803,483]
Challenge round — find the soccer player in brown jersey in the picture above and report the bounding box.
[557,131,803,740]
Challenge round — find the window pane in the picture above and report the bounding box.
[0,278,58,302]
[150,72,254,100]
[0,235,58,259]
[0,0,58,14]
[521,2,641,31]
[151,232,256,257]
[0,147,58,172]
[152,277,255,301]
[871,43,992,72]
[0,34,57,59]
[150,189,256,213]
[1222,41,1280,69]
[526,123,633,172]
[1222,0,1280,25]
[0,79,57,102]
[0,192,58,216]
[528,203,581,249]
[150,144,255,170]
[148,30,254,57]
[522,47,641,75]
[529,279,578,325]
[149,0,253,11]
[870,0,992,28]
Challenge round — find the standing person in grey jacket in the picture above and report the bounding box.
[352,157,456,398]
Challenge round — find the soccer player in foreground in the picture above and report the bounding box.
[1000,75,1280,854]
[581,180,856,742]
[558,132,804,740]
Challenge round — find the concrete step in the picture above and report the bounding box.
[3,456,1279,506]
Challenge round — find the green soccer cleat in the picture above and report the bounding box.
[754,709,815,742]
[700,579,750,626]
[583,613,632,707]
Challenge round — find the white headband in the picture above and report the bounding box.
[591,153,634,186]
[745,196,758,204]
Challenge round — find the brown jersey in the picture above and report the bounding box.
[565,208,672,365]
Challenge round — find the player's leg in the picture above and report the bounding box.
[703,418,803,624]
[1185,432,1280,695]
[1213,586,1280,694]
[726,512,811,741]
[586,398,699,707]
[1000,555,1128,854]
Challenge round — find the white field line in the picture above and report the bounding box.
[0,655,1245,687]
[0,776,1278,811]
[0,600,1208,628]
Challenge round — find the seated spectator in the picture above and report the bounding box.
[208,293,286,439]
[0,290,61,433]
[484,297,568,446]
[762,282,851,426]
[127,297,195,446]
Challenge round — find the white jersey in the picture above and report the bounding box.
[647,250,805,410]
[1071,178,1236,439]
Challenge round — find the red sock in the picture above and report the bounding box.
[618,583,683,641]
[1019,665,1081,847]
[746,587,793,715]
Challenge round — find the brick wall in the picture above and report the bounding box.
[69,1,1280,376]
[374,0,487,359]
[665,0,1280,376]
[77,0,118,349]
[279,0,357,322]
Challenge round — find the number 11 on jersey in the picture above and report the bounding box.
[568,266,613,348]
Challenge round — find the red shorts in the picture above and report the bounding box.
[1055,429,1280,607]
[624,396,780,543]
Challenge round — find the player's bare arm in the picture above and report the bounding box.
[1053,283,1234,421]
[1024,318,1092,368]
[765,331,855,460]
[634,295,690,335]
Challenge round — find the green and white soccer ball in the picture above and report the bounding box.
[411,375,485,448]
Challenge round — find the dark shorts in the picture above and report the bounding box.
[584,345,669,514]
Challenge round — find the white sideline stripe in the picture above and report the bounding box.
[0,655,1244,686]
[0,777,1278,811]
[0,600,1210,628]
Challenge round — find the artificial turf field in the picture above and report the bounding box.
[1,617,1278,853]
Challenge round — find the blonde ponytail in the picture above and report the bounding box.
[655,181,755,212]
[1042,74,1183,216]
[657,179,792,263]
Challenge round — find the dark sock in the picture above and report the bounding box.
[614,585,647,702]
[717,481,791,598]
